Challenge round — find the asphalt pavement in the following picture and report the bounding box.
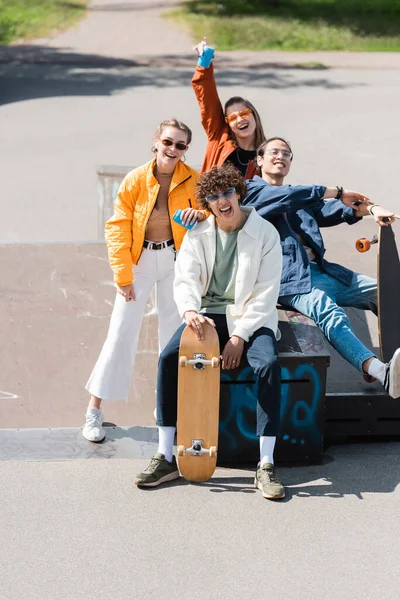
[1,2,400,598]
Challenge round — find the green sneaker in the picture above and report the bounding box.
[255,463,285,500]
[135,453,179,487]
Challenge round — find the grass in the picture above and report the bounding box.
[0,0,87,45]
[168,0,400,51]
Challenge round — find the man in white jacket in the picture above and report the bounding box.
[135,164,285,499]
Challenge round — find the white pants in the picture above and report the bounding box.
[86,246,182,401]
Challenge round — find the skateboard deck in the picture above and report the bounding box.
[177,323,220,482]
[356,224,400,362]
[377,225,400,362]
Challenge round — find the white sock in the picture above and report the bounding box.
[367,358,386,384]
[158,426,175,462]
[259,436,276,466]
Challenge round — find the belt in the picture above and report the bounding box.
[143,239,174,251]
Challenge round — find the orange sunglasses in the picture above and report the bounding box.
[225,107,253,125]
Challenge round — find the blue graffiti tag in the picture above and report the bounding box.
[219,366,258,450]
[219,362,322,450]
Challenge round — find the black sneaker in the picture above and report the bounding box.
[383,348,400,399]
[255,463,285,500]
[135,453,179,487]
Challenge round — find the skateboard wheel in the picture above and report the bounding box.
[355,238,370,253]
[209,446,217,458]
[177,445,185,456]
[179,356,187,367]
[211,357,219,368]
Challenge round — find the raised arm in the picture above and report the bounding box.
[192,38,228,141]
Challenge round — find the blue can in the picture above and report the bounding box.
[173,209,197,230]
[197,45,215,68]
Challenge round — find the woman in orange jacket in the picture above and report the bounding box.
[83,119,205,442]
[192,37,266,178]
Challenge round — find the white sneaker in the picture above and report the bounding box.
[383,348,400,399]
[82,408,105,442]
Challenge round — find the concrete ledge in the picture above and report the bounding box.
[0,427,158,461]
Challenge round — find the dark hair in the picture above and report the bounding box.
[257,137,294,160]
[151,118,192,153]
[224,96,266,150]
[195,164,247,211]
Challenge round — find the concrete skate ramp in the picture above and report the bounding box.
[1,243,159,428]
[1,234,382,430]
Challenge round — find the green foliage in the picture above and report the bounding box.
[169,0,400,51]
[0,0,86,45]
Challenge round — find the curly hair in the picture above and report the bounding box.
[195,163,247,211]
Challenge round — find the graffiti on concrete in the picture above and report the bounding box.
[219,361,324,454]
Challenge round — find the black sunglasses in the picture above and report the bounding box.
[161,139,188,151]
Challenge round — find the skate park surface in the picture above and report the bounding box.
[1,1,400,598]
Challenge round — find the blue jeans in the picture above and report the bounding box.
[279,262,377,373]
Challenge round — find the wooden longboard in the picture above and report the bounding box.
[377,225,400,363]
[356,224,400,362]
[177,324,220,482]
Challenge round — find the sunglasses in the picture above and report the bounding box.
[225,108,253,125]
[205,187,236,204]
[160,138,188,151]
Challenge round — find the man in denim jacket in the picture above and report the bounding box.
[244,137,400,399]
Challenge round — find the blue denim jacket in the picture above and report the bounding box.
[243,177,362,296]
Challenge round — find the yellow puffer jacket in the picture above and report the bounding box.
[105,159,199,286]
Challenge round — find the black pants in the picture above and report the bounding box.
[156,314,281,437]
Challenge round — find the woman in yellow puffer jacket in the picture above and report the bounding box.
[83,119,205,442]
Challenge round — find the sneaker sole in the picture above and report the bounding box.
[135,470,179,488]
[254,477,285,500]
[389,348,400,399]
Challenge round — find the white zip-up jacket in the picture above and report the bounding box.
[174,207,282,342]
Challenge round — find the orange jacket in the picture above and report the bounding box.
[192,64,258,179]
[105,159,199,286]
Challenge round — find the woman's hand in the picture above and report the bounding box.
[193,37,214,68]
[371,206,400,227]
[180,208,206,226]
[221,336,245,370]
[193,37,209,56]
[183,310,215,341]
[116,283,136,302]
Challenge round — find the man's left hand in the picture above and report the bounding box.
[221,336,245,370]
